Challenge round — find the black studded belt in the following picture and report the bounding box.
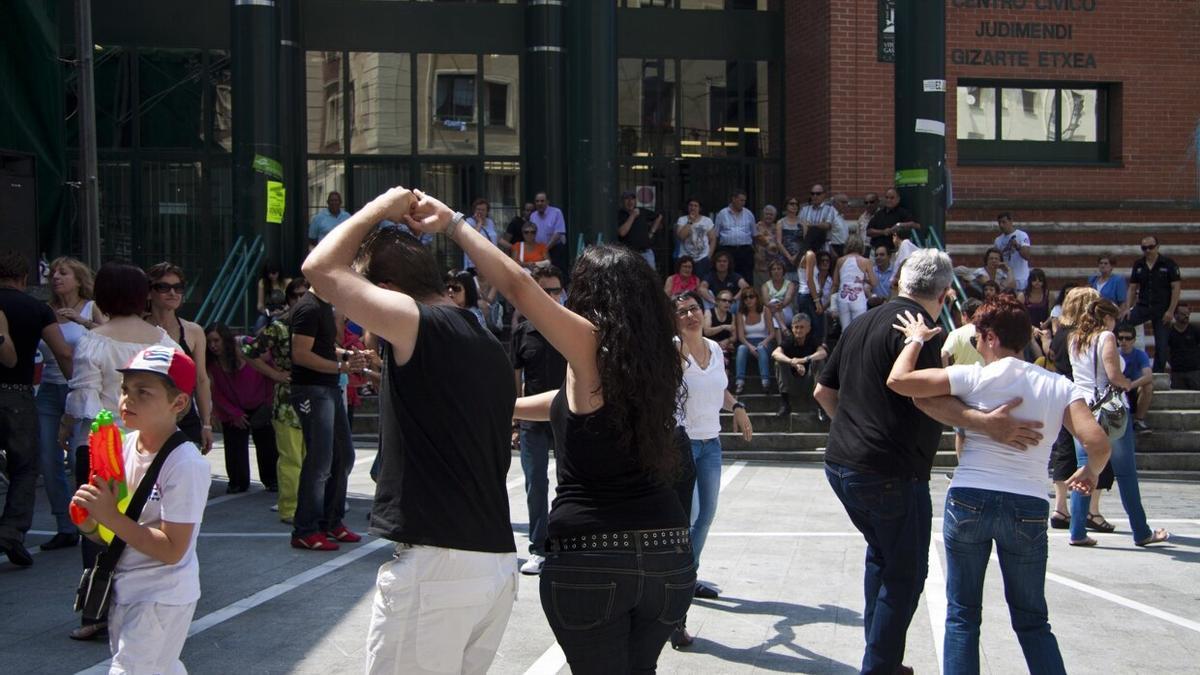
[546,527,691,554]
[0,383,33,393]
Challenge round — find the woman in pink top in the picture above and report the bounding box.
[205,322,276,493]
[664,256,701,296]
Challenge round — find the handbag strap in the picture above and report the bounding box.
[92,429,192,576]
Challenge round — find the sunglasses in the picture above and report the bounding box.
[718,297,733,303]
[811,191,824,196]
[151,282,186,294]
[1141,244,1157,251]
[864,199,878,204]
[446,284,464,293]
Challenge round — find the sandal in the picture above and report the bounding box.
[1050,510,1070,530]
[1069,537,1097,547]
[68,623,108,641]
[1135,528,1170,547]
[1085,513,1115,533]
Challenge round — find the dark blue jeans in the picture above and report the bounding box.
[1127,304,1170,372]
[520,421,553,555]
[825,462,931,675]
[289,384,355,538]
[0,390,39,546]
[540,548,695,674]
[943,488,1065,675]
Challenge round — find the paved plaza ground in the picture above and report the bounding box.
[3,441,1199,674]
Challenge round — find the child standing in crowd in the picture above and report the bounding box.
[71,346,211,673]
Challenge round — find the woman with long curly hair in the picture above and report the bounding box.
[1066,298,1169,547]
[405,189,694,673]
[205,322,276,494]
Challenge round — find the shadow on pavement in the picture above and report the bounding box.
[687,597,861,673]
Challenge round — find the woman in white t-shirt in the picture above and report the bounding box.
[1066,298,1169,548]
[670,290,752,648]
[675,198,717,279]
[36,257,106,549]
[886,295,1111,675]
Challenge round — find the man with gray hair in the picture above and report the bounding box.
[814,249,1044,674]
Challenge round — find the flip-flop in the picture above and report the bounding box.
[1135,529,1170,547]
[1050,510,1070,530]
[1085,513,1115,533]
[1069,537,1097,547]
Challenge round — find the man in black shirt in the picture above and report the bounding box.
[814,249,1041,674]
[617,191,663,270]
[288,290,366,551]
[1125,235,1182,372]
[1167,303,1200,390]
[512,266,568,575]
[770,313,828,417]
[0,250,74,567]
[303,186,518,674]
[499,200,535,254]
[865,188,921,252]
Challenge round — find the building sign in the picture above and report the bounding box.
[950,0,1099,69]
[877,0,895,63]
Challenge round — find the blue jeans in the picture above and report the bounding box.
[520,421,553,555]
[942,488,1065,675]
[289,384,355,538]
[35,381,75,533]
[735,336,772,385]
[541,548,695,674]
[825,462,931,675]
[689,438,722,565]
[1070,415,1151,542]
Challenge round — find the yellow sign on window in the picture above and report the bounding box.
[266,181,285,224]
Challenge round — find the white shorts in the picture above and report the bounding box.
[108,601,197,675]
[366,544,517,675]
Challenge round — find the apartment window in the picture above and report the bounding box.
[485,82,509,127]
[435,74,476,123]
[956,81,1111,164]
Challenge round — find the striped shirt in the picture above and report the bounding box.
[715,206,756,246]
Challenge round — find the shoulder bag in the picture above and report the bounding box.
[1088,338,1128,442]
[73,430,191,622]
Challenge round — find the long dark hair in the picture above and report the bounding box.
[205,322,239,372]
[445,269,479,308]
[260,260,284,291]
[567,245,683,482]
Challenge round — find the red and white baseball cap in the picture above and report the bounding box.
[119,346,197,396]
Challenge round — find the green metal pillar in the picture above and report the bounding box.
[523,0,566,227]
[893,0,946,245]
[563,0,617,260]
[231,0,281,263]
[278,0,305,272]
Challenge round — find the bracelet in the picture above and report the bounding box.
[731,401,746,411]
[446,211,465,239]
[202,424,213,430]
[903,335,925,346]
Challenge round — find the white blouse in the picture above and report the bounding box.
[676,338,727,440]
[66,328,179,424]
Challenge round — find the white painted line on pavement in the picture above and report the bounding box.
[524,644,567,675]
[206,490,256,507]
[707,531,863,537]
[923,537,947,674]
[353,453,377,467]
[75,538,392,675]
[719,460,747,493]
[1044,571,1200,634]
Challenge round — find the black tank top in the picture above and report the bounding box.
[547,389,687,538]
[708,308,734,343]
[175,316,203,444]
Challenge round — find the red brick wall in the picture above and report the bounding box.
[785,1,1200,213]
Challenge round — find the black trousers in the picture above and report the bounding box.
[1127,304,1171,372]
[222,406,279,490]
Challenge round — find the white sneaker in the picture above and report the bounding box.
[520,554,545,575]
[269,504,279,512]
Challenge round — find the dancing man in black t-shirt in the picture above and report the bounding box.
[814,249,1043,675]
[303,187,518,674]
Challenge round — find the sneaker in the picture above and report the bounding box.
[734,381,745,396]
[521,554,546,575]
[291,532,339,551]
[775,400,791,418]
[1133,419,1151,433]
[269,504,279,512]
[326,524,362,543]
[816,407,830,424]
[694,581,719,599]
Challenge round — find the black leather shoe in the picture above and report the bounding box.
[39,533,79,551]
[670,626,694,649]
[694,582,719,599]
[1,541,33,567]
[775,400,791,417]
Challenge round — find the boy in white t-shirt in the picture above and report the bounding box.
[72,346,211,674]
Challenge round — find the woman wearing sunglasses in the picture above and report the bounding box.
[145,262,213,452]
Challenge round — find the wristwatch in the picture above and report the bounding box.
[731,401,746,412]
[447,211,466,238]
